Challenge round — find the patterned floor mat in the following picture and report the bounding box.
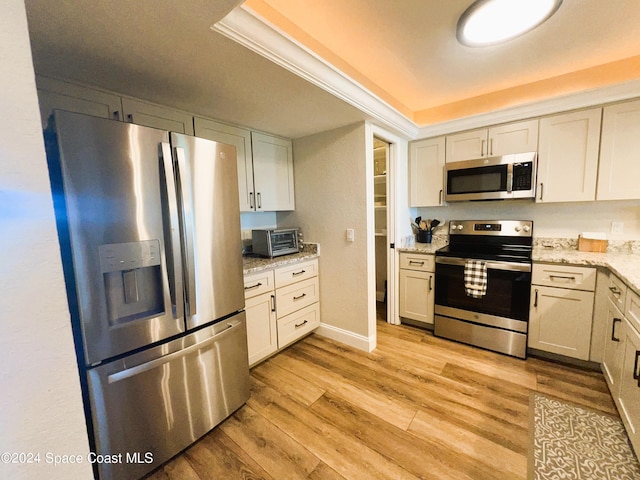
[530,393,640,479]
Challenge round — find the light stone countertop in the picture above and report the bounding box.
[243,244,319,275]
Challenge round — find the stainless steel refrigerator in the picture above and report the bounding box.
[45,110,250,480]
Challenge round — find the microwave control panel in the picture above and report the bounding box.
[512,162,533,190]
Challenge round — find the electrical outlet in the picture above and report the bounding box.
[611,221,624,235]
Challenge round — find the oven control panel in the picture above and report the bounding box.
[448,220,533,237]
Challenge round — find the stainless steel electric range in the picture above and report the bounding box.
[434,220,533,359]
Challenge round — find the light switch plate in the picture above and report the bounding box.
[346,228,355,242]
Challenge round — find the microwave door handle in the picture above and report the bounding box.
[174,146,197,317]
[506,163,513,193]
[160,143,184,322]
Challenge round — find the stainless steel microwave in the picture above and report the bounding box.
[444,152,537,202]
[252,228,299,257]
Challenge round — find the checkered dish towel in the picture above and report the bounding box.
[464,260,487,298]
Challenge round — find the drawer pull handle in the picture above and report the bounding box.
[409,261,425,266]
[634,350,640,387]
[244,282,263,290]
[293,293,307,301]
[609,286,621,296]
[611,318,621,342]
[549,274,576,281]
[295,320,308,328]
[292,270,306,276]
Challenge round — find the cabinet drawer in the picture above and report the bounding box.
[532,264,596,291]
[277,303,320,349]
[608,274,628,311]
[244,270,275,299]
[399,252,435,272]
[625,289,640,334]
[275,259,318,288]
[276,277,319,318]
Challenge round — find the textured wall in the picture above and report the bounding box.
[0,1,93,478]
[280,123,369,337]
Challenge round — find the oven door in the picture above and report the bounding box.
[435,256,531,328]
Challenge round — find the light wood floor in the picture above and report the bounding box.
[145,319,617,480]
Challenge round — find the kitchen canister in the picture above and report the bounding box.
[417,230,432,243]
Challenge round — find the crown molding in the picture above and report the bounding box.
[416,78,640,138]
[213,6,419,139]
[214,6,640,142]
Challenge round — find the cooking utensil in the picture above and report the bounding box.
[420,220,427,230]
[430,219,440,230]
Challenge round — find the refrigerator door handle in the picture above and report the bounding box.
[161,142,184,322]
[174,146,197,317]
[108,319,242,383]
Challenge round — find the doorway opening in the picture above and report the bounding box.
[373,137,389,322]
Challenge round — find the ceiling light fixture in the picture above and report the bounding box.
[457,0,562,47]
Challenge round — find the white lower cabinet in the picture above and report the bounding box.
[244,259,320,366]
[245,291,277,366]
[399,252,435,326]
[617,317,640,454]
[244,270,277,366]
[529,264,596,360]
[602,274,627,397]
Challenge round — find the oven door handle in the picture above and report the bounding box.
[435,256,531,272]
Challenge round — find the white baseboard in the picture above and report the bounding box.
[315,322,375,352]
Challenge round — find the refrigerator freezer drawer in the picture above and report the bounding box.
[87,312,249,480]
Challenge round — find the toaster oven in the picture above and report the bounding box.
[251,228,299,257]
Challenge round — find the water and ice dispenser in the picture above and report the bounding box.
[99,240,165,326]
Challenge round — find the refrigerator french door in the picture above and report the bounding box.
[46,110,249,480]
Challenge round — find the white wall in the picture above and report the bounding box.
[279,123,371,347]
[414,199,640,240]
[0,1,93,478]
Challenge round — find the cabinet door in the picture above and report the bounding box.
[251,132,295,211]
[537,109,601,203]
[617,319,640,454]
[194,117,254,212]
[121,97,194,135]
[245,291,277,366]
[445,128,487,162]
[529,286,594,360]
[602,300,625,397]
[36,76,122,129]
[598,99,640,200]
[488,119,539,156]
[399,269,434,325]
[409,137,445,206]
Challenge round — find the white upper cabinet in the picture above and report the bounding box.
[121,98,194,135]
[193,118,254,212]
[597,99,640,200]
[537,108,602,203]
[251,132,295,211]
[445,119,538,162]
[36,75,122,129]
[409,136,445,207]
